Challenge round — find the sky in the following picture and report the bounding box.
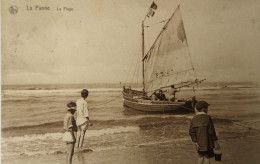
[2,0,260,84]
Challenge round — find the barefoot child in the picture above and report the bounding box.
[76,89,93,151]
[189,101,220,164]
[63,101,77,164]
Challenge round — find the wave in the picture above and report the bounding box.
[2,126,139,143]
[2,115,193,134]
[2,84,258,98]
[197,84,259,91]
[1,88,125,97]
[133,137,190,147]
[225,84,259,89]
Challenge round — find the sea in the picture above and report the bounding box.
[1,82,260,164]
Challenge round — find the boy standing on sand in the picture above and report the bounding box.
[76,89,93,151]
[63,101,77,164]
[189,101,220,164]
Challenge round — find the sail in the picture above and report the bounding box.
[144,6,196,93]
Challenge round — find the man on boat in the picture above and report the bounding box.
[168,85,180,102]
[152,90,158,101]
[157,90,167,101]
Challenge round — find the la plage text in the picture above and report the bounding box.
[27,5,73,12]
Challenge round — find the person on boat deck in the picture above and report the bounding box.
[128,86,133,95]
[75,89,93,151]
[189,101,220,164]
[168,85,180,102]
[152,91,158,100]
[157,90,167,101]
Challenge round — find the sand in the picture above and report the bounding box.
[3,134,259,164]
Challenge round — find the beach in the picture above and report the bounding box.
[3,135,260,164]
[1,82,260,164]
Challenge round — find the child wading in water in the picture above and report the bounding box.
[63,101,77,164]
[76,89,92,151]
[189,101,220,164]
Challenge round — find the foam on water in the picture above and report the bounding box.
[2,88,125,96]
[2,84,258,98]
[2,126,139,144]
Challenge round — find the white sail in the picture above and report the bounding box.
[144,6,196,93]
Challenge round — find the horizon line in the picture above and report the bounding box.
[1,81,259,86]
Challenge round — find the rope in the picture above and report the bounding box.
[124,36,142,86]
[174,104,260,132]
[130,36,142,85]
[145,19,169,28]
[211,116,260,133]
[89,93,123,109]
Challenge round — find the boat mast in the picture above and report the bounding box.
[142,21,145,93]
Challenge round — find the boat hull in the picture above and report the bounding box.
[122,89,194,112]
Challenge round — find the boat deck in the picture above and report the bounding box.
[122,89,194,112]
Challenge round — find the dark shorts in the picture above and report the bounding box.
[198,149,214,158]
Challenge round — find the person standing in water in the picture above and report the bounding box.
[189,101,220,164]
[63,101,77,164]
[76,89,92,151]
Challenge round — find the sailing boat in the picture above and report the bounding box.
[123,4,204,112]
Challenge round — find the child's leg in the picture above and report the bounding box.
[66,143,74,164]
[203,157,210,164]
[79,130,86,149]
[198,156,204,164]
[77,123,88,149]
[73,131,77,148]
[76,128,81,148]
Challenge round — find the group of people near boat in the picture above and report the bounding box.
[152,85,180,102]
[63,89,92,164]
[123,84,180,101]
[63,88,220,164]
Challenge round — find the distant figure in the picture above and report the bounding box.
[168,85,180,102]
[157,90,167,101]
[63,101,77,164]
[189,101,220,164]
[152,90,158,100]
[129,86,133,95]
[76,89,93,151]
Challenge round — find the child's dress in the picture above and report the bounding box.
[63,113,77,143]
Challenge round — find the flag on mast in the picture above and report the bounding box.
[147,2,158,17]
[150,2,158,10]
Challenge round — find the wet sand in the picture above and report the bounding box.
[3,133,259,164]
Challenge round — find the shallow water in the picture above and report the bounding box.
[1,82,260,163]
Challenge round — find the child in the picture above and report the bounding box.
[76,89,93,151]
[63,101,77,164]
[189,101,220,164]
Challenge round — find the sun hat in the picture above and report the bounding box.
[67,101,76,110]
